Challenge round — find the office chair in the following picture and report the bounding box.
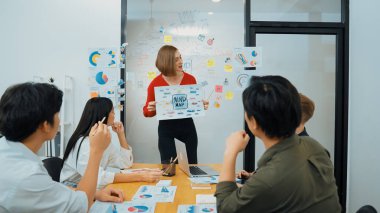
[357,205,377,213]
[42,157,63,182]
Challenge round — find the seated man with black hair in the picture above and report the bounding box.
[215,76,341,213]
[0,82,123,212]
[237,92,318,179]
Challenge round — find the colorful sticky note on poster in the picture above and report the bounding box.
[207,59,216,68]
[148,71,157,80]
[225,91,234,100]
[224,64,233,72]
[90,91,99,98]
[215,85,223,93]
[164,35,172,43]
[214,101,221,108]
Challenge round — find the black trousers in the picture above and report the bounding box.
[158,118,198,164]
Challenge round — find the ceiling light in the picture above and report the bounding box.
[208,12,214,15]
[212,0,221,2]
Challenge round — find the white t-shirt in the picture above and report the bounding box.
[0,137,87,213]
[60,136,133,188]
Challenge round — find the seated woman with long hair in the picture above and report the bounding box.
[60,97,162,188]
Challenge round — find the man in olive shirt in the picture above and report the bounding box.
[215,76,341,213]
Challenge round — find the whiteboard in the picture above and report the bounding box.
[125,0,245,169]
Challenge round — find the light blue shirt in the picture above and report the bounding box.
[0,137,88,213]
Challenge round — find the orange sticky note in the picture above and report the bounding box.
[90,91,99,98]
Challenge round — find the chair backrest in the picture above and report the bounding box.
[42,157,64,182]
[357,205,377,213]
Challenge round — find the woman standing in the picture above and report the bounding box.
[143,45,209,164]
[143,45,208,164]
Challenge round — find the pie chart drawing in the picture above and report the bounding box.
[95,72,108,85]
[252,50,258,57]
[108,50,116,58]
[201,208,215,212]
[186,206,196,213]
[89,51,101,67]
[139,194,153,199]
[127,205,149,212]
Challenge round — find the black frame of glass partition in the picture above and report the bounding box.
[243,0,349,211]
[120,0,127,124]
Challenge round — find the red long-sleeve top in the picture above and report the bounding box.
[143,72,197,117]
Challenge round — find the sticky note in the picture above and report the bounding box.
[215,85,223,93]
[90,91,99,98]
[147,71,157,80]
[207,59,215,68]
[225,91,234,100]
[164,35,172,43]
[224,64,233,72]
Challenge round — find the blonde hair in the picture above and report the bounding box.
[155,45,178,77]
[299,93,315,124]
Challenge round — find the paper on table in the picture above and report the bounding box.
[196,194,216,204]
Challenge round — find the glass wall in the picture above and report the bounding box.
[251,0,341,22]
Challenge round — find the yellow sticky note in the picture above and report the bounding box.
[147,71,156,80]
[225,91,234,100]
[164,35,172,43]
[224,64,233,72]
[207,59,216,68]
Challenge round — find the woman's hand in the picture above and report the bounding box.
[147,101,156,112]
[95,188,124,203]
[112,121,124,135]
[202,99,209,110]
[140,170,163,182]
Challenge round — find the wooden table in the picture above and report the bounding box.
[107,163,221,213]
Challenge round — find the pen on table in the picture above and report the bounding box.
[92,117,106,136]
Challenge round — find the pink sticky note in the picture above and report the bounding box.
[215,85,223,93]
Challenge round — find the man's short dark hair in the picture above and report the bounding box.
[243,75,301,138]
[0,82,63,142]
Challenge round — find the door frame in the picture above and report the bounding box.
[243,0,349,210]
